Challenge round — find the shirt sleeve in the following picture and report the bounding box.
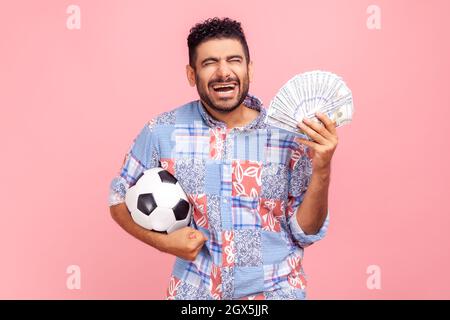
[108,121,160,206]
[286,141,330,248]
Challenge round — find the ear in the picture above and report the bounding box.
[186,64,196,87]
[248,60,254,83]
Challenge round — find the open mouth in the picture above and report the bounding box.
[210,82,238,98]
[212,83,236,92]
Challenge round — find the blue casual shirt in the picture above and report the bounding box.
[109,94,329,300]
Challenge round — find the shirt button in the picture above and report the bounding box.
[223,199,228,204]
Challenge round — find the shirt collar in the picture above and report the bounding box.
[197,94,268,131]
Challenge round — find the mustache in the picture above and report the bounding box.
[209,78,239,86]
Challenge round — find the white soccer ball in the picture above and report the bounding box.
[125,167,192,234]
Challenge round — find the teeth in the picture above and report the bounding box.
[212,84,236,89]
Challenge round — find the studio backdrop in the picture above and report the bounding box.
[0,0,449,299]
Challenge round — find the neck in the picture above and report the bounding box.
[201,100,260,129]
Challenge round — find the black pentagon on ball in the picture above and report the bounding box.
[137,193,157,216]
[172,199,190,220]
[158,170,177,184]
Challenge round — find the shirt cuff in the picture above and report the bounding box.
[108,176,128,206]
[289,209,330,248]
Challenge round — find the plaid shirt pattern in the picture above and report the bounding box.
[109,94,329,300]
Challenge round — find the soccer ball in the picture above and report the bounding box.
[125,167,192,233]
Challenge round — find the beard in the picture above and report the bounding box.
[195,72,250,114]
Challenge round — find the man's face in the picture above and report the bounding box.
[187,38,253,113]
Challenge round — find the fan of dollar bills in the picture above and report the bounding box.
[265,70,354,140]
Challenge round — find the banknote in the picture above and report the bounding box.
[265,70,354,139]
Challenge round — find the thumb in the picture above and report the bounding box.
[188,230,208,243]
[188,231,197,240]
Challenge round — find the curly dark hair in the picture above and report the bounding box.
[187,17,250,68]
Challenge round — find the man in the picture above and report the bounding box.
[109,17,337,300]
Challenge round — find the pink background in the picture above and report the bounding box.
[1,0,449,299]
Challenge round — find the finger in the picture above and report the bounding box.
[196,231,207,242]
[195,230,208,242]
[189,231,202,241]
[296,137,318,150]
[194,246,204,258]
[195,237,207,250]
[302,117,334,141]
[315,112,337,135]
[188,231,196,240]
[297,121,327,145]
[188,237,203,252]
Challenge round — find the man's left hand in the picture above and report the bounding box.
[297,112,339,174]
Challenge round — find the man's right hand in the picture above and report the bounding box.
[163,227,208,261]
[110,203,207,261]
